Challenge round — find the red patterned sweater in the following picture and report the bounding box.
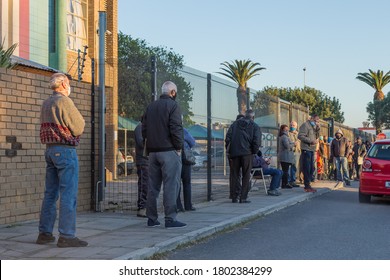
[40,92,85,146]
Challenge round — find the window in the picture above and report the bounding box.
[66,0,87,51]
[368,144,390,160]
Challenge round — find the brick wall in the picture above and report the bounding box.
[0,67,110,225]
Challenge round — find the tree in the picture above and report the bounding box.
[356,69,390,134]
[253,86,345,123]
[366,92,390,131]
[356,69,390,101]
[118,32,194,126]
[0,38,17,69]
[217,59,266,115]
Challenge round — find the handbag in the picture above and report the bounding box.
[183,147,196,165]
[357,156,363,165]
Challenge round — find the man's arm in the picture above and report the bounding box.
[169,103,183,150]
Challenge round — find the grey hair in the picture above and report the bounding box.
[49,73,68,90]
[161,81,177,95]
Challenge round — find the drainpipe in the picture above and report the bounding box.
[96,11,106,212]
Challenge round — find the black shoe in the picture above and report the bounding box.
[281,185,293,189]
[147,218,161,227]
[232,198,239,203]
[185,207,196,211]
[165,220,187,229]
[240,199,251,203]
[57,237,88,248]
[36,233,55,245]
[176,208,185,213]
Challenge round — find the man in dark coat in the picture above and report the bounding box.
[134,118,148,218]
[142,81,185,228]
[225,109,261,203]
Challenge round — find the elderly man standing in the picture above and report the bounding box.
[225,109,261,203]
[142,81,186,228]
[298,114,320,192]
[288,121,301,188]
[37,73,87,248]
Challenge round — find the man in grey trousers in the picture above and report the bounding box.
[142,81,186,228]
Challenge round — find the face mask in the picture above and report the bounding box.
[310,121,315,126]
[319,136,323,141]
[290,127,296,131]
[336,134,341,139]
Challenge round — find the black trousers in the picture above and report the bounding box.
[231,154,253,200]
[280,161,292,187]
[177,163,193,210]
[136,164,149,209]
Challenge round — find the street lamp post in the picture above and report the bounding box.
[303,67,306,88]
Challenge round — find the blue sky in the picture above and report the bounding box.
[118,0,390,128]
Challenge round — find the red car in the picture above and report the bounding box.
[359,139,390,203]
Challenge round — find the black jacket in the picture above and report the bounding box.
[134,123,148,165]
[142,95,183,152]
[225,117,262,158]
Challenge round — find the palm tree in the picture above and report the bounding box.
[218,59,265,115]
[356,69,390,101]
[356,69,390,134]
[0,38,17,69]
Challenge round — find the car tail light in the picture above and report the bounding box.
[362,159,372,172]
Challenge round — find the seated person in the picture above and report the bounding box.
[253,151,283,196]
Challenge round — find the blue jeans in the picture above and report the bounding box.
[335,157,349,181]
[262,168,282,190]
[147,150,182,222]
[39,146,79,238]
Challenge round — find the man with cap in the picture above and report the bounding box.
[225,109,261,203]
[330,129,351,186]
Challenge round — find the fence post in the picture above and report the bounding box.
[207,73,212,201]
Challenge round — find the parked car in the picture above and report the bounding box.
[193,152,208,171]
[359,139,390,203]
[117,149,135,176]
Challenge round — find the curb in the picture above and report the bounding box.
[116,183,339,260]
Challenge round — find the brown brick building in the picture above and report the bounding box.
[0,0,119,224]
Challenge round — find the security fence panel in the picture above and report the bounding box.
[252,92,279,129]
[280,101,290,126]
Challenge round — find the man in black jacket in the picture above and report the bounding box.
[225,109,261,203]
[142,81,186,228]
[134,118,148,218]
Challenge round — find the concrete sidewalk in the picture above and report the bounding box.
[0,181,341,260]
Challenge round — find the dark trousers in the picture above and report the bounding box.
[301,150,314,188]
[136,164,149,209]
[231,154,252,200]
[280,161,292,187]
[177,163,193,210]
[228,158,241,199]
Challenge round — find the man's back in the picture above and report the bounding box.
[142,95,183,153]
[227,117,261,158]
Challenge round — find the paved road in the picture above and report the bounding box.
[166,182,390,260]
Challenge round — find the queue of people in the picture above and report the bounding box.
[36,75,372,248]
